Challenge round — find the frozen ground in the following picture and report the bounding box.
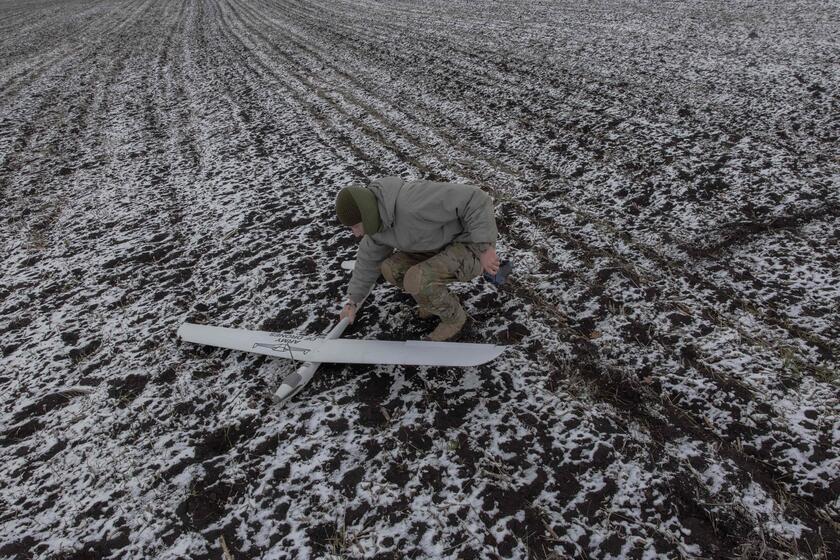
[1,0,838,558]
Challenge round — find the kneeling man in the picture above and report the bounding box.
[336,176,499,341]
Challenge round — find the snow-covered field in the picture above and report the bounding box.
[1,0,838,558]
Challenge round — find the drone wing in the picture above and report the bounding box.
[177,323,504,367]
[177,323,322,361]
[304,339,504,367]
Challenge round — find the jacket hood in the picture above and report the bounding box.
[366,176,405,231]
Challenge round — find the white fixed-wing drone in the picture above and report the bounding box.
[178,263,506,406]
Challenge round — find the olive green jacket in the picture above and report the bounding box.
[347,177,498,303]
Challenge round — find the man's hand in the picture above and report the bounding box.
[480,246,500,275]
[339,301,357,323]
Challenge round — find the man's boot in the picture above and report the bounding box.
[424,307,467,342]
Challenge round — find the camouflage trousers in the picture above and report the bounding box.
[380,243,483,323]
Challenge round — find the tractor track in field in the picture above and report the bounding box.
[0,0,154,99]
[242,0,835,499]
[201,8,774,545]
[290,0,838,297]
[242,0,839,365]
[0,0,157,208]
[508,276,839,550]
[208,0,838,544]
[1,1,838,559]
[224,0,836,480]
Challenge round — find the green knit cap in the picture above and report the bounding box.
[335,186,380,235]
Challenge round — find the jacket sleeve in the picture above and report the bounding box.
[457,186,498,247]
[346,236,394,304]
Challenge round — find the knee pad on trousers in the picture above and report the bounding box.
[404,265,422,294]
[381,260,397,286]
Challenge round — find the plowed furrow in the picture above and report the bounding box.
[0,0,153,98]
[255,0,840,362]
[2,1,836,558]
[205,0,837,535]
[227,0,836,430]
